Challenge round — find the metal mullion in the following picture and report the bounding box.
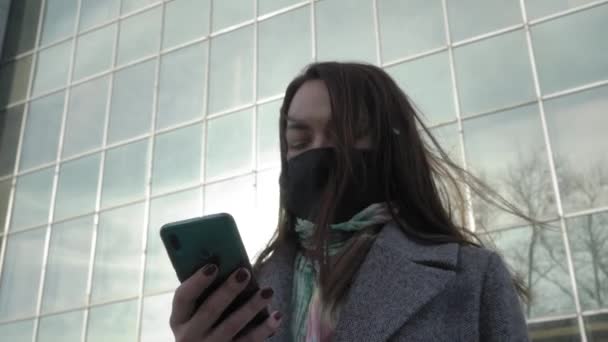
[206,103,256,120]
[460,99,538,123]
[519,1,587,340]
[253,0,259,175]
[310,0,317,61]
[381,46,448,68]
[451,24,525,48]
[160,34,210,55]
[202,0,214,215]
[563,206,608,220]
[528,0,608,26]
[257,0,308,21]
[526,312,580,324]
[542,79,608,101]
[371,0,381,66]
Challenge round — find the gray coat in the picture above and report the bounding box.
[257,223,530,341]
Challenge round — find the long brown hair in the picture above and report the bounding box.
[253,62,530,308]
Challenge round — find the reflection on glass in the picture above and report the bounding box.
[255,169,280,255]
[212,0,253,32]
[73,24,116,81]
[10,167,54,231]
[205,175,256,258]
[315,0,376,63]
[42,216,94,313]
[489,224,575,318]
[446,0,522,42]
[0,56,32,107]
[20,92,64,171]
[527,317,580,341]
[157,43,207,129]
[378,0,445,61]
[1,0,41,58]
[206,109,253,180]
[584,313,608,341]
[145,188,201,294]
[454,30,535,115]
[258,0,301,15]
[257,100,281,168]
[0,228,46,321]
[108,59,155,144]
[464,104,557,229]
[86,300,138,342]
[54,154,101,220]
[62,76,109,158]
[152,124,202,195]
[117,7,161,66]
[566,212,608,311]
[0,105,24,176]
[258,6,310,99]
[33,41,72,95]
[531,4,608,95]
[0,320,34,342]
[386,51,455,125]
[38,310,84,342]
[141,293,173,342]
[101,140,148,208]
[0,180,10,234]
[121,0,159,15]
[544,85,608,214]
[163,0,209,49]
[208,26,253,114]
[79,0,121,31]
[40,0,78,45]
[526,0,597,19]
[92,204,144,303]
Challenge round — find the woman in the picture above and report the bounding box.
[169,62,530,341]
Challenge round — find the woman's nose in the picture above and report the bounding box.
[310,134,334,149]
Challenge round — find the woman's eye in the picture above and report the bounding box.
[289,141,307,150]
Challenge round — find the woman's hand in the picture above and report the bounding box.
[170,264,283,342]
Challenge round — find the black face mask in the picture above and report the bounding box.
[282,148,385,223]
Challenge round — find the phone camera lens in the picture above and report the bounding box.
[169,234,181,250]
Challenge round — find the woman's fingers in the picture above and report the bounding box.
[233,311,283,342]
[170,264,218,329]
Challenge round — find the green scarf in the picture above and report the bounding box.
[290,203,392,341]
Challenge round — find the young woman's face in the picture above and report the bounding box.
[285,80,371,160]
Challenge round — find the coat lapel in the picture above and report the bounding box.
[333,223,460,342]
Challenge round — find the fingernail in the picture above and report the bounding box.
[202,264,217,276]
[260,288,274,299]
[273,312,282,321]
[235,268,249,283]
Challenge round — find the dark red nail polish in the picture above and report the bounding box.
[202,264,217,276]
[273,312,282,320]
[260,288,274,299]
[235,268,249,283]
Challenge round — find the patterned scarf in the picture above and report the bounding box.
[290,203,392,342]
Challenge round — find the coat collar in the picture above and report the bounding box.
[260,222,460,342]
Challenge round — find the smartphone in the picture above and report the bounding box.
[160,213,269,336]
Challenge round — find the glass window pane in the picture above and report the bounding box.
[258,0,301,15]
[386,51,456,125]
[79,0,120,31]
[0,179,11,234]
[212,0,254,32]
[545,85,608,214]
[254,169,280,254]
[316,0,376,64]
[0,228,46,321]
[141,293,173,342]
[117,7,161,66]
[0,105,24,176]
[526,0,597,19]
[257,99,280,168]
[204,175,257,258]
[0,56,32,107]
[163,0,210,49]
[378,0,445,61]
[121,0,159,14]
[33,41,72,95]
[567,212,608,312]
[454,30,535,115]
[92,204,144,303]
[0,320,34,342]
[101,140,148,208]
[429,123,462,165]
[54,154,101,220]
[464,105,557,230]
[40,0,78,45]
[20,92,64,171]
[585,313,608,341]
[447,0,522,42]
[206,109,253,180]
[86,300,138,342]
[38,310,84,342]
[258,6,310,99]
[488,224,576,318]
[1,0,41,58]
[42,216,94,313]
[62,76,110,158]
[527,318,580,341]
[108,59,155,144]
[145,188,201,294]
[73,24,116,81]
[208,26,253,114]
[152,124,202,195]
[10,167,54,231]
[531,4,608,95]
[157,43,207,129]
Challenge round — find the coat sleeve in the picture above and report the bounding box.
[479,252,530,342]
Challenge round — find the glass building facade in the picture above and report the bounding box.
[0,0,607,341]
